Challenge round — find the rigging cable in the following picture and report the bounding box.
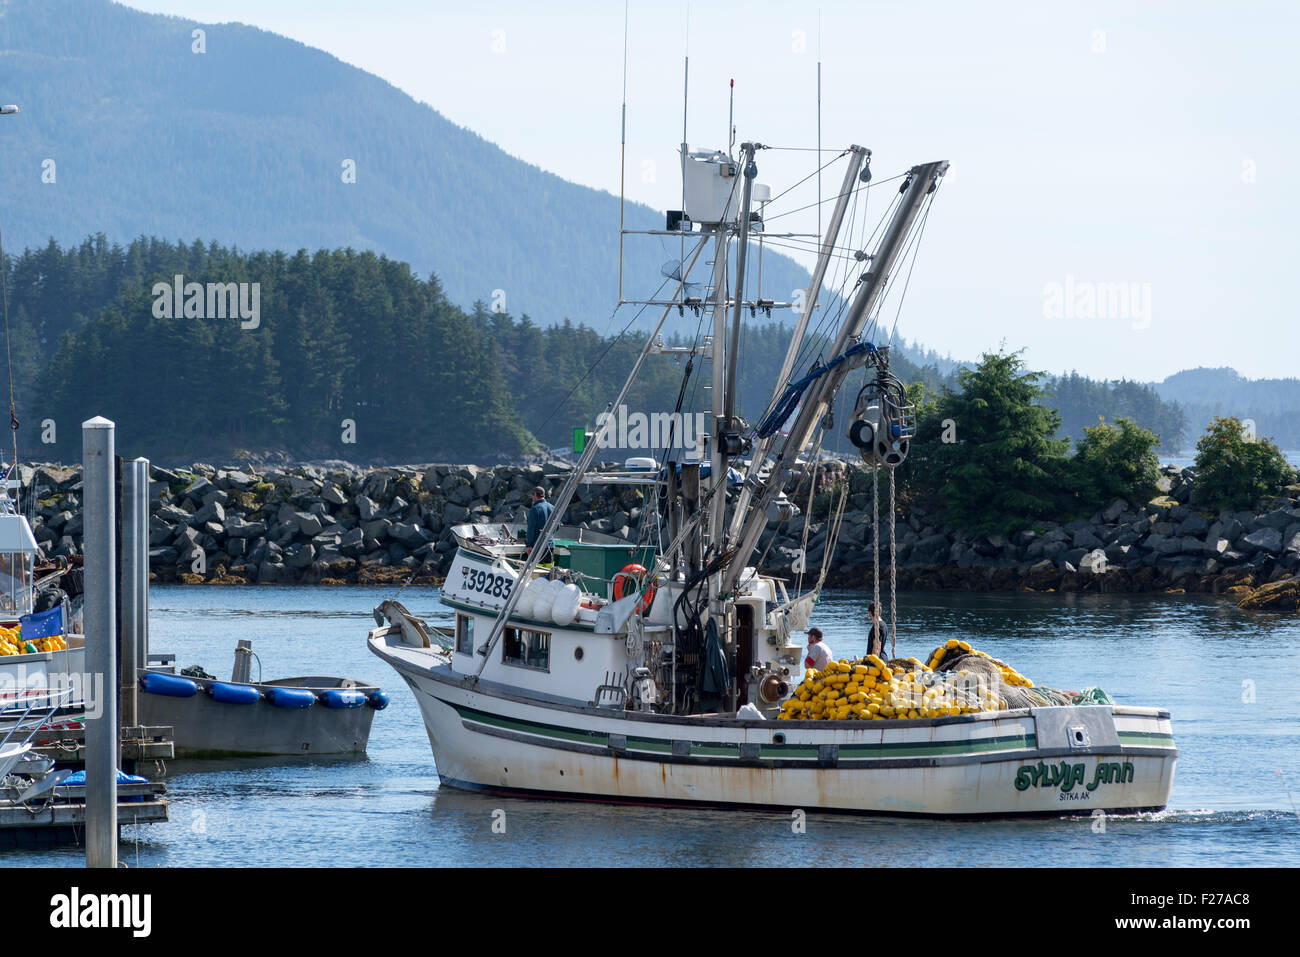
[889,465,898,658]
[759,171,904,226]
[530,274,673,440]
[794,430,825,594]
[871,463,880,647]
[757,184,902,431]
[813,483,849,595]
[759,149,846,210]
[887,185,939,348]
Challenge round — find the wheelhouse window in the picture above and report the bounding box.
[0,551,33,615]
[502,627,550,672]
[456,614,475,655]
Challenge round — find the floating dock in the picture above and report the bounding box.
[30,724,175,772]
[0,780,168,850]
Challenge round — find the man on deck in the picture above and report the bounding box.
[867,602,891,658]
[525,486,554,560]
[804,626,832,672]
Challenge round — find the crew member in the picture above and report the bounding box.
[867,602,891,658]
[525,485,555,560]
[804,626,832,671]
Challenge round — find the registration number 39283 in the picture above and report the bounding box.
[460,566,512,599]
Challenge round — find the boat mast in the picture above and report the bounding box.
[706,222,730,555]
[723,142,757,428]
[727,146,867,542]
[709,141,759,560]
[720,160,947,597]
[471,238,711,679]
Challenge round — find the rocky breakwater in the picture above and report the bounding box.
[799,465,1300,598]
[22,461,650,587]
[20,460,1300,600]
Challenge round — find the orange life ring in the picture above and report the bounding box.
[612,564,646,601]
[637,581,658,616]
[612,563,657,615]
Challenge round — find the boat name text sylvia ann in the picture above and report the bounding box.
[1014,760,1134,793]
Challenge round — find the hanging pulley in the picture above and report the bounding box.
[847,375,911,468]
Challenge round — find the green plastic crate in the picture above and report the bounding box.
[553,539,656,598]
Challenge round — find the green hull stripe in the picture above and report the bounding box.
[1117,731,1176,748]
[450,702,1040,760]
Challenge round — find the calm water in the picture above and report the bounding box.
[7,585,1299,867]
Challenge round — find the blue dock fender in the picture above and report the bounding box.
[209,681,261,705]
[140,672,198,698]
[267,687,316,709]
[367,690,390,710]
[320,689,367,709]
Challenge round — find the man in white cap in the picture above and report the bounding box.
[804,626,832,671]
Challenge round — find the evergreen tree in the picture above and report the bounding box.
[1068,416,1161,511]
[1192,417,1296,511]
[927,351,1070,533]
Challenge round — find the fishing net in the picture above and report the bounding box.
[929,644,1102,709]
[778,639,1112,721]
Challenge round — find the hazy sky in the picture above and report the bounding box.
[120,0,1298,382]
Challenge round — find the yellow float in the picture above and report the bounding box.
[778,642,1030,721]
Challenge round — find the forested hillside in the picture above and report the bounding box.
[0,0,814,338]
[1046,373,1187,451]
[1153,367,1300,449]
[18,237,528,461]
[6,235,1189,463]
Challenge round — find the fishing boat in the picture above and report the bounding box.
[0,470,87,731]
[368,116,1177,816]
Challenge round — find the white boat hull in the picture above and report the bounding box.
[372,630,1177,817]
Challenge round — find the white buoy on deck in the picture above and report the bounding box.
[83,416,117,868]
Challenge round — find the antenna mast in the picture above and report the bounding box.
[617,0,630,304]
[817,11,822,242]
[678,7,689,295]
[728,78,735,156]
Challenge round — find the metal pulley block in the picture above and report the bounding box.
[847,390,910,467]
[764,491,801,522]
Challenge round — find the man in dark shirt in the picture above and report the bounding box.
[867,601,891,658]
[525,486,555,560]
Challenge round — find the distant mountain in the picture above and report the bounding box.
[1151,367,1300,450]
[0,0,817,337]
[0,0,1253,464]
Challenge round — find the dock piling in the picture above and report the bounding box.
[82,416,118,869]
[233,639,253,683]
[120,458,150,730]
